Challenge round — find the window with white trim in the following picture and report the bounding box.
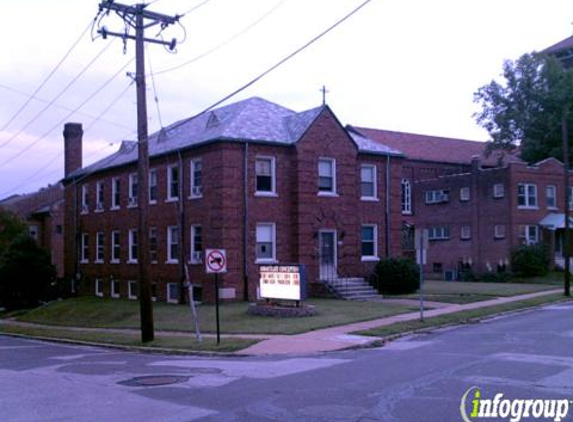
[361,225,378,260]
[360,165,377,200]
[149,169,157,204]
[517,183,537,208]
[190,159,203,198]
[460,187,470,202]
[460,225,471,240]
[128,281,137,300]
[167,226,179,263]
[96,232,105,263]
[494,224,506,239]
[81,232,89,262]
[428,226,450,240]
[95,181,104,211]
[255,156,276,195]
[318,158,336,195]
[81,184,89,213]
[128,173,138,207]
[425,190,450,204]
[29,225,38,241]
[190,225,203,264]
[401,179,412,214]
[256,223,276,263]
[546,185,557,209]
[95,278,103,297]
[111,230,120,263]
[128,229,138,263]
[569,186,573,210]
[167,164,179,201]
[518,225,539,245]
[111,177,120,209]
[167,283,179,304]
[493,183,505,198]
[111,279,120,299]
[149,227,158,263]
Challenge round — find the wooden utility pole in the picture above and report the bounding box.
[97,1,180,342]
[563,112,571,297]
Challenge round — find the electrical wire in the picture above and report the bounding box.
[0,40,116,151]
[154,0,288,76]
[0,20,93,134]
[180,0,213,17]
[0,57,134,169]
[146,45,164,129]
[171,0,373,130]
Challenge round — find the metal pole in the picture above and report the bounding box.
[215,273,221,344]
[135,6,154,342]
[563,113,571,297]
[419,235,424,322]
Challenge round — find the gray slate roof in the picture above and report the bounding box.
[69,97,402,179]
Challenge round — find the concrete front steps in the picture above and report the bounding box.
[325,277,380,300]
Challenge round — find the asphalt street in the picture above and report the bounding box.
[2,302,573,422]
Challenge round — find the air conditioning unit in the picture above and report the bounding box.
[81,204,89,213]
[128,197,138,206]
[95,202,104,211]
[437,191,449,202]
[192,186,203,197]
[191,251,203,263]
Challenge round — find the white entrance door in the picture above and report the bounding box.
[319,230,337,280]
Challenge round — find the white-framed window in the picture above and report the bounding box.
[460,225,471,240]
[255,156,276,195]
[28,225,38,241]
[128,173,138,207]
[425,190,450,204]
[360,164,377,200]
[95,278,103,297]
[167,283,179,304]
[190,159,203,198]
[81,184,89,213]
[190,225,203,264]
[111,230,120,263]
[128,280,137,300]
[517,183,537,208]
[256,223,276,263]
[128,229,138,263]
[494,224,506,239]
[167,164,179,201]
[95,231,105,263]
[518,225,539,245]
[149,227,158,263]
[546,185,557,209]
[81,232,89,263]
[95,180,104,211]
[111,177,121,209]
[111,279,120,299]
[428,226,450,240]
[460,187,470,202]
[361,224,378,260]
[493,183,505,198]
[149,169,158,204]
[318,158,337,195]
[401,179,412,214]
[569,186,573,210]
[167,226,179,263]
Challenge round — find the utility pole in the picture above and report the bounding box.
[97,1,180,342]
[562,111,571,297]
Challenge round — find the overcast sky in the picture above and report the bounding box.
[0,0,571,197]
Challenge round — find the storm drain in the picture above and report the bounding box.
[118,375,190,387]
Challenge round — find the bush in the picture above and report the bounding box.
[511,244,550,278]
[373,258,420,295]
[0,234,56,310]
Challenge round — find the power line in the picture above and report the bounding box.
[180,0,213,17]
[0,57,134,169]
[154,0,288,76]
[172,0,373,130]
[0,40,116,150]
[146,45,164,128]
[0,20,93,134]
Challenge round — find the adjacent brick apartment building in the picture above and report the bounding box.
[63,97,404,303]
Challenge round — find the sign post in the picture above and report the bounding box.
[205,249,227,345]
[415,229,429,322]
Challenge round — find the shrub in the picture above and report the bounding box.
[373,258,420,295]
[511,244,550,278]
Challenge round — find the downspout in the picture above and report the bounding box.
[385,154,391,257]
[177,149,186,304]
[243,142,250,301]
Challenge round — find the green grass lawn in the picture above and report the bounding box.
[11,297,417,335]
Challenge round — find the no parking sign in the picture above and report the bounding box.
[205,249,227,274]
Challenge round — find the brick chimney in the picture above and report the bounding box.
[63,122,83,177]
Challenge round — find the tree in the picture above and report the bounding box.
[0,234,56,310]
[474,52,573,163]
[0,208,27,257]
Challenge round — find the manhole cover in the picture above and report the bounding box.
[118,375,190,387]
